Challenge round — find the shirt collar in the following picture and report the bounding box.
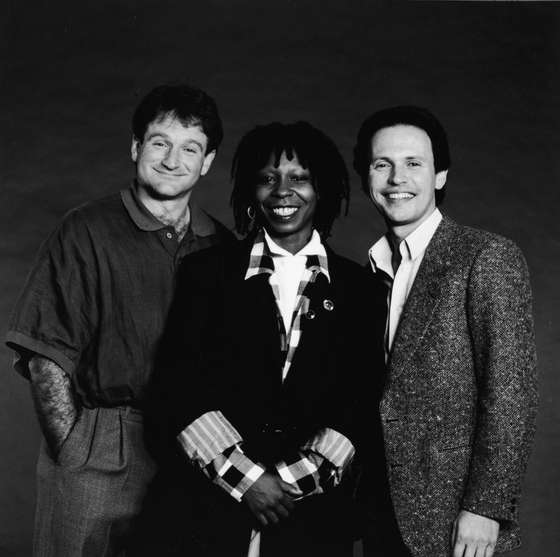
[245,229,330,282]
[404,208,442,260]
[369,235,393,278]
[121,184,216,237]
[189,201,218,237]
[369,208,442,278]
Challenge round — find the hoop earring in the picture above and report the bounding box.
[247,206,256,220]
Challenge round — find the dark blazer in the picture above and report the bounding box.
[364,216,538,557]
[142,236,383,557]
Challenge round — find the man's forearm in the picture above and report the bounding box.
[29,355,79,455]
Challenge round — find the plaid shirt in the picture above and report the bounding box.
[177,230,354,501]
[245,229,330,380]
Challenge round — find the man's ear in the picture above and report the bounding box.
[200,150,216,176]
[435,170,448,190]
[131,136,141,163]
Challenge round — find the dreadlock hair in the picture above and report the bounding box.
[231,121,349,238]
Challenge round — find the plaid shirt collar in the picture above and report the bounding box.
[245,229,330,282]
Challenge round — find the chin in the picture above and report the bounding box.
[270,222,302,235]
[145,184,187,200]
[387,207,417,220]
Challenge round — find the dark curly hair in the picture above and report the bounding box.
[132,83,223,154]
[231,121,349,238]
[353,106,450,205]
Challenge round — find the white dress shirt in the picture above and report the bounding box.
[369,209,442,356]
[263,229,328,334]
[248,229,329,557]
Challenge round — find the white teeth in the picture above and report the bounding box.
[273,207,298,216]
[387,192,414,199]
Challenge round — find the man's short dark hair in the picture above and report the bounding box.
[353,106,451,205]
[231,121,349,238]
[132,83,223,154]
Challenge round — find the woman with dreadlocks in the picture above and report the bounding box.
[148,122,383,557]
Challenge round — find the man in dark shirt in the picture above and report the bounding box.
[5,83,233,556]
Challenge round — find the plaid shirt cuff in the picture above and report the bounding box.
[276,451,325,498]
[205,445,265,502]
[301,427,355,482]
[177,411,243,467]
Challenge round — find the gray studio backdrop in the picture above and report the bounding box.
[1,1,558,555]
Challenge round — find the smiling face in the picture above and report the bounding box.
[255,151,317,254]
[131,114,215,202]
[368,124,447,240]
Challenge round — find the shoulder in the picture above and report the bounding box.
[36,192,123,254]
[456,222,520,253]
[326,248,374,298]
[65,191,123,220]
[326,247,368,279]
[200,209,237,244]
[177,238,248,284]
[440,218,531,290]
[440,217,527,267]
[57,192,124,234]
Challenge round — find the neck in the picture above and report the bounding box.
[384,232,402,274]
[387,220,418,247]
[386,230,401,252]
[386,209,438,248]
[268,229,313,255]
[135,185,192,240]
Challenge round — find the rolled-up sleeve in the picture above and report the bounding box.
[6,212,98,378]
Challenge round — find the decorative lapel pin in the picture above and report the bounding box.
[305,309,316,320]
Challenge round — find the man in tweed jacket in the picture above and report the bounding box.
[353,106,538,557]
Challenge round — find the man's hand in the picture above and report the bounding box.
[451,510,499,557]
[242,472,302,527]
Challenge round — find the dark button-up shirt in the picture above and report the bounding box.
[6,186,233,408]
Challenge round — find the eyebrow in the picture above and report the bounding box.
[373,154,427,161]
[184,139,204,150]
[145,133,204,150]
[145,132,168,142]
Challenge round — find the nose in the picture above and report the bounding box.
[272,176,292,197]
[389,164,407,185]
[162,147,180,170]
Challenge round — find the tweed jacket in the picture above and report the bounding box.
[143,236,381,556]
[373,216,538,557]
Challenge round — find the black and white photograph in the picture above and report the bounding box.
[1,1,558,556]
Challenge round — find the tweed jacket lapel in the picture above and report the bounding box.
[389,216,459,378]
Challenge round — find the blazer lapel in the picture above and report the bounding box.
[244,276,284,373]
[226,239,285,381]
[389,217,459,377]
[282,267,336,394]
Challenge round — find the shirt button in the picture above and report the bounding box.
[166,232,173,239]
